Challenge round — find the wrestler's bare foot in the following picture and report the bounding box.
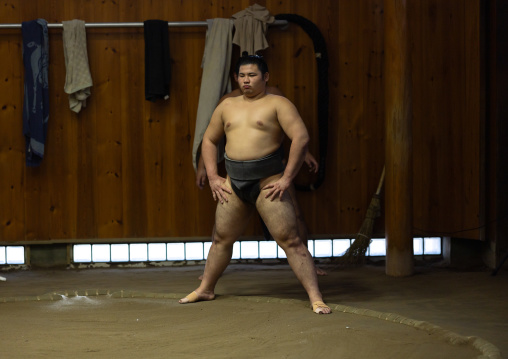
[179,290,215,304]
[316,267,327,276]
[312,301,332,314]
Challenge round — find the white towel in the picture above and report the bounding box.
[192,18,233,170]
[62,20,93,113]
[232,4,274,55]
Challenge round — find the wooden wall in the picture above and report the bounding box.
[0,0,483,242]
[409,0,483,240]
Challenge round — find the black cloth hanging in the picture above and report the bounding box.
[144,20,171,102]
[22,19,50,167]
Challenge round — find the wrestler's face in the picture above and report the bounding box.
[237,64,269,97]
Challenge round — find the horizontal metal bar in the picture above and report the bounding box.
[0,19,288,29]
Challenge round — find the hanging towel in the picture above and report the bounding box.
[144,20,171,102]
[22,19,49,167]
[232,4,274,55]
[192,18,233,170]
[62,19,93,113]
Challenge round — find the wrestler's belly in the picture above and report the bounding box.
[225,141,282,161]
[225,129,283,161]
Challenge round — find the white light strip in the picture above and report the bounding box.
[6,246,25,265]
[111,244,129,262]
[1,238,443,266]
[130,243,148,262]
[0,246,6,264]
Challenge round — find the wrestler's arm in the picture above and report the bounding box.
[278,99,310,182]
[267,87,318,173]
[263,97,310,201]
[195,90,241,190]
[202,102,232,203]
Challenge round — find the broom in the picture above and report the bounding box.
[341,166,385,265]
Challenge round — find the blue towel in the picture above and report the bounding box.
[22,19,49,167]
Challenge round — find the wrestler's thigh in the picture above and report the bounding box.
[287,184,303,221]
[214,177,254,240]
[256,175,299,241]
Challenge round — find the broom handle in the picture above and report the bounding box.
[375,166,386,196]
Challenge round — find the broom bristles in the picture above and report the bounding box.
[340,195,381,264]
[332,166,385,266]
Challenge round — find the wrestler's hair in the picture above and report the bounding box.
[234,52,269,75]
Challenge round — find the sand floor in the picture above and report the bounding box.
[1,262,506,358]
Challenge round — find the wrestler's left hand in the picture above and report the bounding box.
[304,152,319,173]
[208,175,232,204]
[195,156,208,189]
[262,176,292,201]
[196,168,207,190]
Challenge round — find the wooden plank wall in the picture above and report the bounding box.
[0,0,482,242]
[409,0,482,239]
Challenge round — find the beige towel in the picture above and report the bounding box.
[232,4,274,55]
[62,20,93,113]
[192,18,233,170]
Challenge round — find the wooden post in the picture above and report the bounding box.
[384,0,414,276]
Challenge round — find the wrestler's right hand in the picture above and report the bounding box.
[208,175,232,204]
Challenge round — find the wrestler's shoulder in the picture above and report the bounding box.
[266,86,285,97]
[219,95,241,107]
[265,93,293,106]
[265,93,286,100]
[222,89,242,101]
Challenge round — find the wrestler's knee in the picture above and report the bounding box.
[278,233,304,251]
[212,228,236,248]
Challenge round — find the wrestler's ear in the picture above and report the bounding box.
[233,73,238,82]
[264,72,269,82]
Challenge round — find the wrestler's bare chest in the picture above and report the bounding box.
[222,97,284,159]
[223,99,281,133]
